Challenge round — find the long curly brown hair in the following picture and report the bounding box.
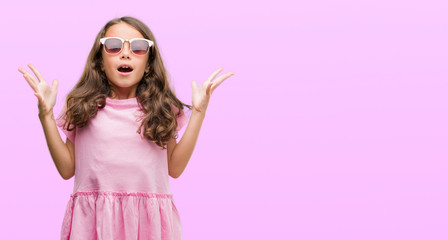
[61,16,191,149]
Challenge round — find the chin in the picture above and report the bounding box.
[109,79,139,88]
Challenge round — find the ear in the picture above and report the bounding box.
[145,63,150,73]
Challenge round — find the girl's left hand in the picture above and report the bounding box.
[191,68,234,114]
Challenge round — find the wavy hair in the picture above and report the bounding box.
[61,16,191,149]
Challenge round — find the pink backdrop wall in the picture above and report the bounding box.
[1,0,447,239]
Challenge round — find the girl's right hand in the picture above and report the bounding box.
[18,64,59,118]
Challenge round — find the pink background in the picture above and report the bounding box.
[1,0,447,239]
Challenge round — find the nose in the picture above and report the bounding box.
[120,41,131,58]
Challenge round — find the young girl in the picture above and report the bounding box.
[18,16,233,240]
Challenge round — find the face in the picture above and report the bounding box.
[101,22,150,98]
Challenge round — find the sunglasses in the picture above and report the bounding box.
[100,37,154,56]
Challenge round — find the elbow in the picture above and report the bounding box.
[60,170,75,180]
[169,168,183,179]
[168,157,184,179]
[61,174,73,180]
[169,171,181,179]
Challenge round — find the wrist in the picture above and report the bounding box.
[38,110,54,121]
[191,108,206,118]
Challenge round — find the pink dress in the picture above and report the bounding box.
[56,97,189,240]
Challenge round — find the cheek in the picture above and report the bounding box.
[103,59,114,73]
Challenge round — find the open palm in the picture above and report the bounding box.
[18,64,59,116]
[191,68,234,113]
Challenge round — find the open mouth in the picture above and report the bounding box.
[117,65,134,73]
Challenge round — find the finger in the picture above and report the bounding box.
[213,72,234,85]
[206,81,213,96]
[34,92,44,103]
[211,72,234,93]
[19,68,39,85]
[17,68,28,75]
[207,68,224,82]
[191,80,198,90]
[28,64,46,83]
[21,72,39,92]
[52,79,59,91]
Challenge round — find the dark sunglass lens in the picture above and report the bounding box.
[104,38,122,54]
[131,40,149,55]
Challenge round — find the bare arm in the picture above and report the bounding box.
[167,110,205,178]
[39,113,75,180]
[19,64,75,180]
[167,68,234,178]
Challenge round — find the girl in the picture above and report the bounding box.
[18,16,233,240]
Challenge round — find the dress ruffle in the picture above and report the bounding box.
[61,191,182,240]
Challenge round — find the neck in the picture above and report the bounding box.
[109,87,137,100]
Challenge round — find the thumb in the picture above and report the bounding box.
[191,80,197,90]
[52,79,59,91]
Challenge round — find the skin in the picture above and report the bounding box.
[167,68,234,178]
[18,23,234,180]
[101,22,150,99]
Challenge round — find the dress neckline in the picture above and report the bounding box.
[105,97,139,107]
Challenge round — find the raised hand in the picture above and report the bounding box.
[191,68,234,113]
[18,64,59,117]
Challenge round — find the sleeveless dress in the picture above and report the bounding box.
[56,97,189,240]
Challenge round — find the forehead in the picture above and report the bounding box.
[104,22,144,39]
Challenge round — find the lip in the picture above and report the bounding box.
[117,69,132,76]
[117,64,134,76]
